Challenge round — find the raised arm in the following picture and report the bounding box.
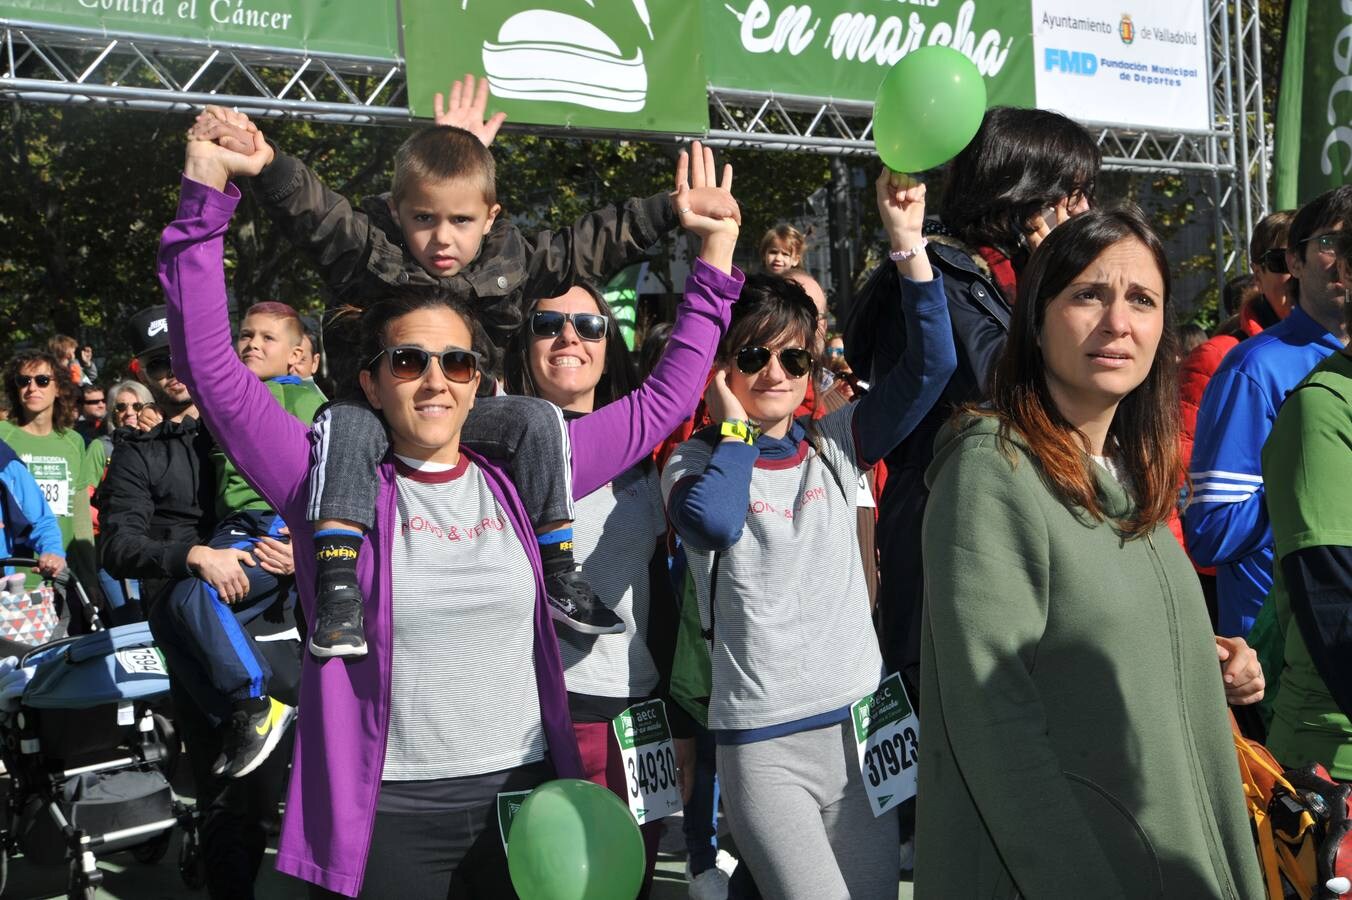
[852,170,956,465]
[159,132,311,522]
[516,143,740,302]
[569,144,741,498]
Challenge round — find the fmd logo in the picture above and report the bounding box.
[1044,48,1098,76]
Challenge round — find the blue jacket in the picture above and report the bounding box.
[0,438,65,574]
[1184,306,1342,636]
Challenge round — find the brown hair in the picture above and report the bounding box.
[503,282,639,408]
[47,334,78,361]
[971,205,1180,539]
[243,301,304,344]
[758,224,807,264]
[391,126,497,208]
[4,350,77,430]
[1249,209,1294,264]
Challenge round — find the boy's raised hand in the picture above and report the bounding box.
[433,73,507,148]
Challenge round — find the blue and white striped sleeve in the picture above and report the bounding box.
[1183,366,1274,567]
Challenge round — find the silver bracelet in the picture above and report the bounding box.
[888,238,928,263]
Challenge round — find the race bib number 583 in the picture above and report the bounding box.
[851,673,920,817]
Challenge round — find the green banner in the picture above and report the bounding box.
[0,0,398,58]
[1273,0,1352,209]
[401,0,709,134]
[703,0,1035,107]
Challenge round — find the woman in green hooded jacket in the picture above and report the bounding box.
[918,207,1265,899]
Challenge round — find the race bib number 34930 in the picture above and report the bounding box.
[851,673,920,817]
[612,699,681,825]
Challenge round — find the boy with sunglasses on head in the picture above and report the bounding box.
[189,76,739,660]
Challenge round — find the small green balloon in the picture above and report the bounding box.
[873,45,989,173]
[507,779,645,900]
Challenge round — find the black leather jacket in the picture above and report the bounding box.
[843,224,1013,688]
[97,416,217,607]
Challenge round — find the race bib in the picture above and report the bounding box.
[612,699,681,825]
[28,458,71,517]
[851,673,920,817]
[496,789,532,851]
[115,646,168,677]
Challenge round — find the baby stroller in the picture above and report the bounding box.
[0,558,200,899]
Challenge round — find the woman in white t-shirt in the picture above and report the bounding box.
[661,172,956,899]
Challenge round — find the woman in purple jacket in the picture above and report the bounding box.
[161,134,742,898]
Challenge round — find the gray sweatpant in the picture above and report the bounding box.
[717,720,900,900]
[306,395,573,531]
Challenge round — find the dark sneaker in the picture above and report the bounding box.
[212,697,296,779]
[308,588,367,660]
[545,567,624,635]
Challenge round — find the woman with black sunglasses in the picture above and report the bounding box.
[661,170,955,899]
[496,281,673,895]
[0,350,103,615]
[164,136,743,898]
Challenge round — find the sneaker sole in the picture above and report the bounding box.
[548,606,625,636]
[308,638,368,660]
[230,705,296,779]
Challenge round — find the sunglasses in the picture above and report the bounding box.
[530,311,608,343]
[14,374,53,389]
[1255,247,1288,274]
[83,397,106,405]
[115,401,144,413]
[142,355,174,380]
[367,345,482,383]
[826,346,845,358]
[735,346,814,379]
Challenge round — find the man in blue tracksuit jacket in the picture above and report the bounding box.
[0,437,67,580]
[1186,186,1352,636]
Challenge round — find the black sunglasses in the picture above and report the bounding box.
[367,345,482,383]
[735,346,813,379]
[14,374,53,389]
[83,396,106,405]
[1255,247,1288,274]
[115,401,144,413]
[141,354,174,380]
[530,311,608,343]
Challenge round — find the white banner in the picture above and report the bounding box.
[1031,0,1211,132]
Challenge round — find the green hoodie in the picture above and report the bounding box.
[917,414,1262,900]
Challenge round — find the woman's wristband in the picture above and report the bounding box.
[719,419,760,445]
[888,238,928,263]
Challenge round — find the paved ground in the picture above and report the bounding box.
[1,787,915,899]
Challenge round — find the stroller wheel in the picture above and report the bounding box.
[179,830,204,889]
[152,713,181,781]
[131,829,171,865]
[64,873,96,900]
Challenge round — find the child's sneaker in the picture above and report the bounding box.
[308,585,368,659]
[545,567,624,635]
[213,696,295,779]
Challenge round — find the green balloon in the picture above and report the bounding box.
[873,46,989,173]
[507,779,645,900]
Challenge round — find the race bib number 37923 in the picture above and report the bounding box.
[851,673,920,817]
[612,699,681,825]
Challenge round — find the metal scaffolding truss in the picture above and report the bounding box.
[3,0,1269,273]
[0,18,409,123]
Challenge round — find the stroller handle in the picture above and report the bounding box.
[0,557,104,633]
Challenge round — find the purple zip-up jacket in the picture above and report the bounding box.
[159,178,741,896]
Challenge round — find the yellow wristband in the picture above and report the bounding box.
[719,419,759,445]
